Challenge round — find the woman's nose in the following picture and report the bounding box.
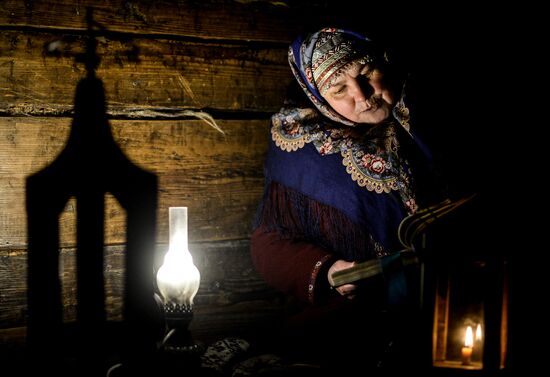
[352,76,374,102]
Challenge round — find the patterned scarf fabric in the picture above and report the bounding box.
[255,28,435,260]
[288,27,392,126]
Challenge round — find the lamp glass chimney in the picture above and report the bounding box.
[156,207,200,308]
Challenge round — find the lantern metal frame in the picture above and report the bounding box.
[415,200,509,376]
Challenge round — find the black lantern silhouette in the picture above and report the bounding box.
[26,9,158,375]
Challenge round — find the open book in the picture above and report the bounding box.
[329,195,476,287]
[397,194,476,249]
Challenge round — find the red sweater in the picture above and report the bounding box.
[250,225,336,305]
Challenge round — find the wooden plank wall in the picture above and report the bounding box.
[1,0,365,343]
[0,0,504,364]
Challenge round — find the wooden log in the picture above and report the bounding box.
[0,0,322,43]
[0,240,284,329]
[0,249,28,327]
[0,30,293,116]
[0,117,270,249]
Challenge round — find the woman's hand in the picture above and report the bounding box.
[327,260,357,299]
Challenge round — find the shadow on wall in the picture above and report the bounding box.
[25,9,159,376]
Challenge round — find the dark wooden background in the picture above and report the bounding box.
[0,0,504,361]
[0,0,388,346]
[0,0,302,344]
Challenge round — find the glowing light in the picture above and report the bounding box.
[156,207,200,307]
[475,323,482,342]
[461,325,474,365]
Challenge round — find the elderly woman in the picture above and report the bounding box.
[250,28,442,373]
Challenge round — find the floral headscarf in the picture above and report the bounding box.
[289,28,389,126]
[271,28,421,214]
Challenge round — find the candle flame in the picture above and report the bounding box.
[465,326,474,347]
[475,324,482,341]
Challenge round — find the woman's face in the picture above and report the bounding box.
[322,62,395,125]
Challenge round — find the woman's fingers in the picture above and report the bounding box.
[336,283,357,298]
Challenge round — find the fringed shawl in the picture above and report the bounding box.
[254,115,429,261]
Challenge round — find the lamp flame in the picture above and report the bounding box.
[156,207,200,307]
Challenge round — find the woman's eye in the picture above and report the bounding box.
[333,87,345,95]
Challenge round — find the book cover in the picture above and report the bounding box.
[329,195,476,288]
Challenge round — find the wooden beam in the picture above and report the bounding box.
[0,117,270,249]
[0,30,292,116]
[0,240,284,329]
[0,0,320,43]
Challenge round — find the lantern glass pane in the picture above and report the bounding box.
[433,261,485,370]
